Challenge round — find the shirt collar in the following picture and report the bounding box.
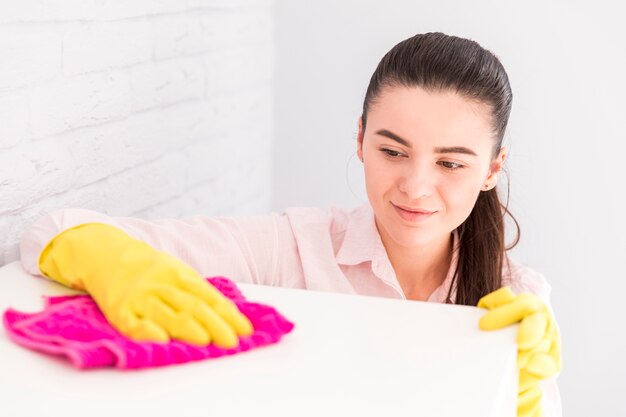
[335,203,381,266]
[336,202,460,302]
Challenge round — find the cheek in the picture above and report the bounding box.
[364,159,391,193]
[440,175,483,213]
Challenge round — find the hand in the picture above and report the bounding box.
[478,287,562,417]
[39,223,254,348]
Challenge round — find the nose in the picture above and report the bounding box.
[398,161,435,199]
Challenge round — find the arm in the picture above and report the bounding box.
[20,207,292,287]
[18,207,303,346]
[35,222,255,347]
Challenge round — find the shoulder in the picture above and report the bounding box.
[502,256,553,304]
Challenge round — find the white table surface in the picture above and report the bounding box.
[0,260,518,417]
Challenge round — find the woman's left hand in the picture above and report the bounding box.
[478,287,562,417]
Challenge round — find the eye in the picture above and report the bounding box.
[380,148,406,158]
[439,161,464,170]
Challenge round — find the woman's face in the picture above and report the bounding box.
[357,85,507,249]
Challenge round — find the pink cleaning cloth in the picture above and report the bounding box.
[2,277,294,370]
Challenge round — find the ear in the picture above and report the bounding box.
[357,116,364,162]
[483,147,507,190]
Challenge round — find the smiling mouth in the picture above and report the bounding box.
[391,203,436,214]
[392,203,436,222]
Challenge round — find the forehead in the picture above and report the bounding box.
[367,85,495,148]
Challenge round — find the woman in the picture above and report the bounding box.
[20,32,561,417]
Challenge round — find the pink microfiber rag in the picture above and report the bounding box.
[2,277,294,370]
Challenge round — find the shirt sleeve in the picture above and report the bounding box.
[502,258,563,417]
[19,207,303,288]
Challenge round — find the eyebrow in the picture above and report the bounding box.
[374,129,478,157]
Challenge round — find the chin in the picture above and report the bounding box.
[382,220,438,248]
[392,230,438,248]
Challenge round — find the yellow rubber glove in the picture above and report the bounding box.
[38,222,254,348]
[478,287,562,417]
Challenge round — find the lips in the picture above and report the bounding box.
[392,203,436,223]
[394,204,435,214]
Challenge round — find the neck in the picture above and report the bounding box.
[376,219,453,301]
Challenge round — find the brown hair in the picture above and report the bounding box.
[361,32,520,306]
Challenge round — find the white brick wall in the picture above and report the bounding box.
[0,1,275,266]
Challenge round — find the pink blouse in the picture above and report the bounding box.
[18,202,562,416]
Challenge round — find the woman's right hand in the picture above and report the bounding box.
[38,223,254,347]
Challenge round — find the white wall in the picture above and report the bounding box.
[273,1,625,416]
[0,0,275,266]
